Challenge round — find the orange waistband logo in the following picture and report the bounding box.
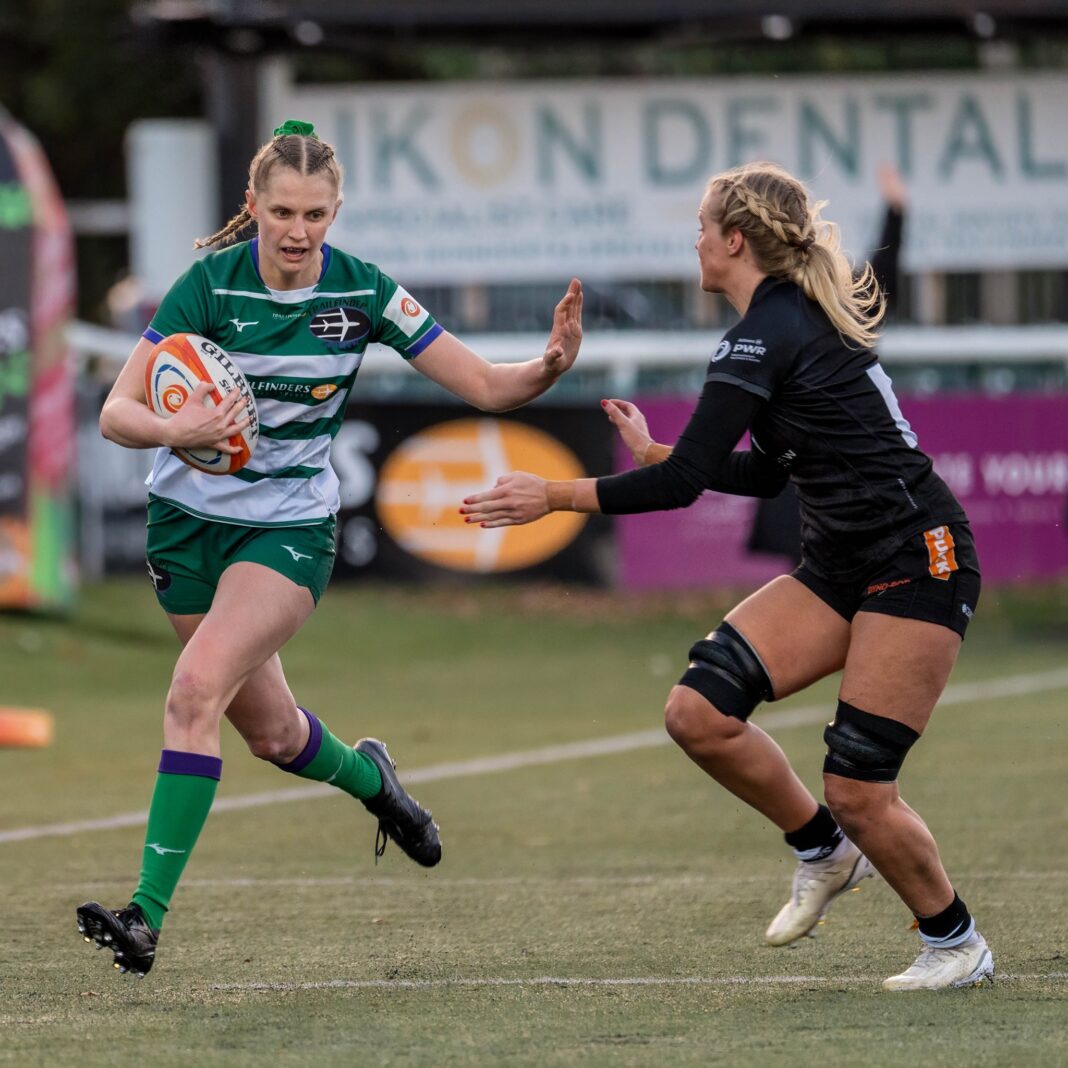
[923,526,958,581]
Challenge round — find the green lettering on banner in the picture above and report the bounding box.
[799,99,859,178]
[939,94,1003,179]
[371,106,439,191]
[873,94,932,177]
[0,349,29,405]
[643,100,711,186]
[1017,93,1065,179]
[536,104,601,185]
[0,183,32,229]
[727,97,779,167]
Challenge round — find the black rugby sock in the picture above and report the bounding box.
[784,803,844,862]
[917,892,975,948]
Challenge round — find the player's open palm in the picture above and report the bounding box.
[542,278,583,377]
[601,398,653,466]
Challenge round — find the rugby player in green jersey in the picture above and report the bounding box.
[76,120,583,977]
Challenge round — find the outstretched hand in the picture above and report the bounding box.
[460,472,549,528]
[542,279,583,378]
[601,397,653,466]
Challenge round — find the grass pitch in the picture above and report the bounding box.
[1,579,1067,1067]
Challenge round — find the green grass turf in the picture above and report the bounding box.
[1,580,1066,1066]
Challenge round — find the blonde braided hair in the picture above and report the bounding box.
[708,162,883,348]
[195,122,344,250]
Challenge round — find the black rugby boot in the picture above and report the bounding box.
[76,901,159,977]
[355,738,442,867]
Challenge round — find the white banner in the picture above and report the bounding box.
[273,72,1068,282]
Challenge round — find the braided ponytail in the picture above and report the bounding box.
[195,121,344,250]
[708,163,883,348]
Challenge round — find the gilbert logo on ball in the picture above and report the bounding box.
[145,333,260,475]
[375,418,587,573]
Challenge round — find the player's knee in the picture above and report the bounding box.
[675,622,774,726]
[822,775,891,835]
[165,668,224,728]
[823,700,920,783]
[243,730,292,763]
[664,685,746,753]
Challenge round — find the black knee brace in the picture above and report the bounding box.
[823,700,920,783]
[677,621,774,722]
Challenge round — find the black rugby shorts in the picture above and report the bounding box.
[792,522,981,639]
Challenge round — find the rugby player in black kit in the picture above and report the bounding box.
[461,162,994,991]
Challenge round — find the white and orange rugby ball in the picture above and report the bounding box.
[145,333,259,475]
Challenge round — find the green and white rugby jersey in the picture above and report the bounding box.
[143,239,442,526]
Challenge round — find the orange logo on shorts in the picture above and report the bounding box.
[923,526,958,581]
[400,297,421,318]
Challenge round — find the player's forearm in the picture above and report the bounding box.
[100,396,172,449]
[546,478,601,514]
[480,359,560,411]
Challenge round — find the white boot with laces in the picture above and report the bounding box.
[765,837,874,947]
[883,931,994,991]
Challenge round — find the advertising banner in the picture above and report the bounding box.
[0,112,76,610]
[616,393,1068,590]
[81,399,614,586]
[332,403,613,584]
[275,71,1068,281]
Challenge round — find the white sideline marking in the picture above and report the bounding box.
[55,870,1067,892]
[211,972,1068,993]
[3,666,1068,847]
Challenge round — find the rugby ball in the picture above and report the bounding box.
[145,333,259,475]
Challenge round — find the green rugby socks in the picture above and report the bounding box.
[275,707,382,800]
[131,750,222,931]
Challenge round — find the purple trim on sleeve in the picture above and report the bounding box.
[143,327,164,344]
[158,749,223,780]
[275,707,324,774]
[406,322,443,359]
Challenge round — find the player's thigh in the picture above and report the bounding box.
[171,562,315,710]
[725,574,852,698]
[840,612,961,734]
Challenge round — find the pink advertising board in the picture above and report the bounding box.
[616,394,1068,589]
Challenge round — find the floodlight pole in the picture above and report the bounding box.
[201,49,262,229]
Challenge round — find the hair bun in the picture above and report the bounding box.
[273,119,317,138]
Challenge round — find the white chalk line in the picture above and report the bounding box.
[49,870,1068,892]
[3,665,1068,847]
[210,972,1068,993]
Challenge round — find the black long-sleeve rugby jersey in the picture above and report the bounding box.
[596,275,967,580]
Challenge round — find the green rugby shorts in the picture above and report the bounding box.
[145,496,337,615]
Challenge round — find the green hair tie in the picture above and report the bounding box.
[273,119,317,138]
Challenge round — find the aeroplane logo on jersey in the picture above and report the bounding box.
[308,306,372,348]
[712,340,731,362]
[729,338,766,361]
[229,318,258,332]
[923,526,958,581]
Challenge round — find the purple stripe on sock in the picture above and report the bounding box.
[276,707,323,774]
[158,749,223,780]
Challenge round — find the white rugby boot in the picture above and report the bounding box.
[883,932,994,991]
[765,838,874,946]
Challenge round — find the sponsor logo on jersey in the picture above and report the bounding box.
[229,318,258,332]
[308,306,372,348]
[712,340,731,362]
[923,525,958,581]
[383,286,430,337]
[311,383,339,401]
[729,337,766,361]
